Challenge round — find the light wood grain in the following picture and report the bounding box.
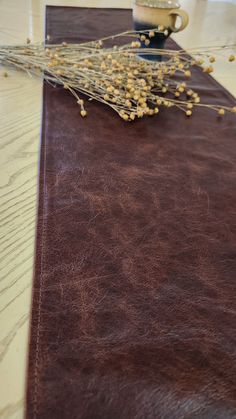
[0,1,235,418]
[0,70,41,419]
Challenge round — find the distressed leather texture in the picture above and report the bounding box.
[26,7,236,419]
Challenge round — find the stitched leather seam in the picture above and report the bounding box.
[33,101,47,419]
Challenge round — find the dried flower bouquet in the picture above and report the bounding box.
[1,29,235,121]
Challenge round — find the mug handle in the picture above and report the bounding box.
[168,9,189,32]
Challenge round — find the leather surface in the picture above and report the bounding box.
[26,7,236,419]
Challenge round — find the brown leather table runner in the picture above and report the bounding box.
[26,7,236,419]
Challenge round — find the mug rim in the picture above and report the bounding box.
[133,3,181,10]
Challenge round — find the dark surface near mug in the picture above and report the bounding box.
[26,6,236,419]
[133,20,169,61]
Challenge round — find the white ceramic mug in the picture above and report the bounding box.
[133,0,189,60]
[133,2,189,33]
